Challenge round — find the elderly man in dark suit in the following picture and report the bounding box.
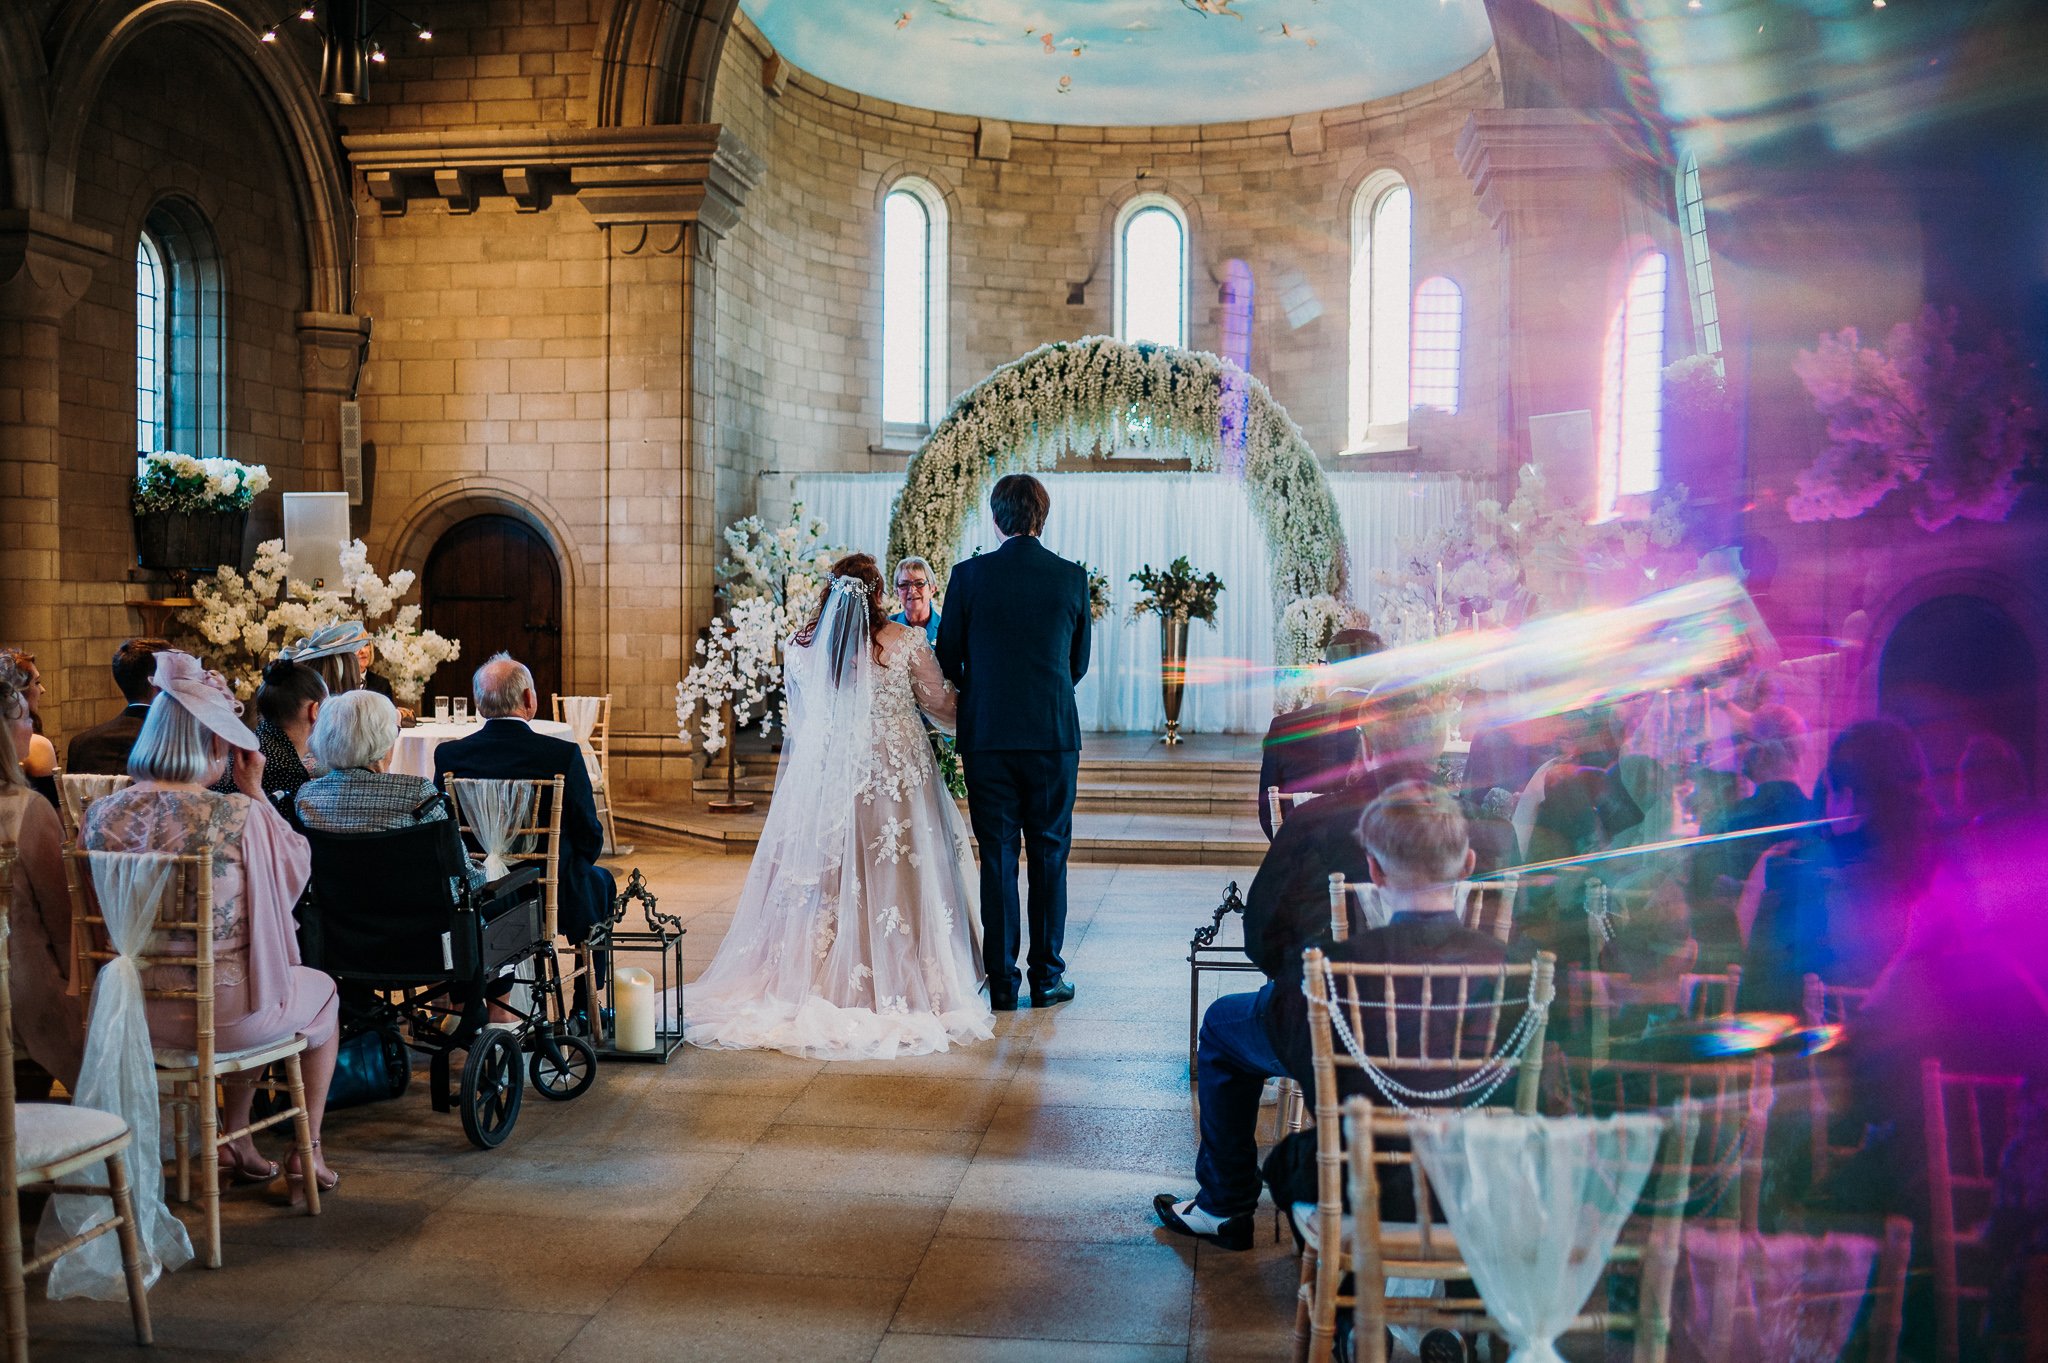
[936,473,1091,1011]
[435,653,615,967]
[66,637,170,775]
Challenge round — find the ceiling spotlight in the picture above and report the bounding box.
[261,25,279,41]
[1871,0,1885,7]
[1687,0,1701,8]
[416,25,432,39]
[369,42,386,62]
[299,5,316,18]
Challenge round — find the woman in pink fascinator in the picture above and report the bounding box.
[77,651,342,1196]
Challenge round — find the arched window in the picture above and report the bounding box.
[136,199,225,458]
[1596,251,1669,521]
[881,178,949,433]
[1348,173,1413,448]
[1115,194,1188,349]
[135,232,167,454]
[1675,154,1722,363]
[1409,275,1462,413]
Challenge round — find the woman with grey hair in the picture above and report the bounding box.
[79,651,341,1193]
[295,691,486,890]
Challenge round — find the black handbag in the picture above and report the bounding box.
[327,1027,413,1110]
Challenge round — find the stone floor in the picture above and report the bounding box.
[29,834,1304,1363]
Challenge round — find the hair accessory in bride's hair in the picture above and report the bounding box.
[830,575,870,601]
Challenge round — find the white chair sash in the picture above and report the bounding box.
[1408,1113,1663,1363]
[39,851,194,1299]
[559,696,606,789]
[456,780,533,880]
[1672,1225,1883,1363]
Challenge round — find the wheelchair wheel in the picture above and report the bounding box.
[459,1030,524,1149]
[530,1034,598,1102]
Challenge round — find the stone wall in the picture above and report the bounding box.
[49,26,314,740]
[708,11,1509,531]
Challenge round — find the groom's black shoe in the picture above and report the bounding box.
[989,992,1020,1012]
[1030,980,1076,1008]
[1152,1193,1253,1251]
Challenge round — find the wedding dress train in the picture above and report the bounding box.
[684,580,993,1060]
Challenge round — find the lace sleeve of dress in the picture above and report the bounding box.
[905,632,960,734]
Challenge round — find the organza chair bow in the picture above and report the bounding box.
[1407,1113,1665,1363]
[38,852,193,1298]
[450,779,534,881]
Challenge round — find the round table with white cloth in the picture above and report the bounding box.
[388,719,583,781]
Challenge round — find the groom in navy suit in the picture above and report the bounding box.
[937,474,1091,1010]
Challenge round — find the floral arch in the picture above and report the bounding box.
[886,336,1350,666]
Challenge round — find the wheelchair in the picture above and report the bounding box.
[287,796,599,1149]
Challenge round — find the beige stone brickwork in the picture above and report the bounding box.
[708,10,1509,529]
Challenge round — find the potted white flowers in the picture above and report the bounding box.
[173,538,459,703]
[132,451,271,573]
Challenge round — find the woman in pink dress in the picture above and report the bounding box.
[0,664,82,1090]
[79,651,341,1194]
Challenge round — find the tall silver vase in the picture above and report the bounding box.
[1159,615,1188,746]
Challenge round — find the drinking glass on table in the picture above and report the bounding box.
[434,696,451,723]
[453,696,470,723]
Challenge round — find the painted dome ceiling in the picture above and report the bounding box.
[739,0,1496,127]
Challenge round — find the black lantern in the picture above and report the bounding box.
[591,869,686,1062]
[319,0,371,104]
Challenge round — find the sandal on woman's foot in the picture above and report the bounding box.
[283,1140,340,1197]
[218,1145,279,1186]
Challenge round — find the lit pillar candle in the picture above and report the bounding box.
[614,966,656,1052]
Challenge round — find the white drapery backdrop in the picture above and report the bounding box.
[791,470,1468,733]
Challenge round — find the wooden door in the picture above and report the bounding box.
[422,515,563,709]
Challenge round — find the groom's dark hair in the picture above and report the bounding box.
[989,473,1049,537]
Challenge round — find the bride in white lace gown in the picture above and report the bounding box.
[685,554,994,1060]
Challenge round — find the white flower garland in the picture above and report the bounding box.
[885,336,1349,667]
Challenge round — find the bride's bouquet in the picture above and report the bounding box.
[928,731,967,800]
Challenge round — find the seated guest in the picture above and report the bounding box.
[67,636,171,776]
[281,621,368,696]
[890,556,942,644]
[0,651,57,806]
[295,691,486,893]
[80,652,341,1193]
[0,670,83,1090]
[1688,704,1813,959]
[208,659,325,803]
[1157,782,1520,1250]
[435,654,615,962]
[1955,732,2031,826]
[1257,628,1384,838]
[1739,718,1936,1013]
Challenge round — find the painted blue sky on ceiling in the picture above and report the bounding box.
[741,0,1496,127]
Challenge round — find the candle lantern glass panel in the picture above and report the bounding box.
[591,868,686,1062]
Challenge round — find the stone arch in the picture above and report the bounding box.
[0,8,49,211]
[42,0,351,314]
[886,335,1350,666]
[1858,566,2048,781]
[592,0,743,128]
[381,479,594,693]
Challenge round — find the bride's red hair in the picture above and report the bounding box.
[793,553,888,648]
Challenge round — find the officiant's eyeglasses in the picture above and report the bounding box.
[895,578,931,594]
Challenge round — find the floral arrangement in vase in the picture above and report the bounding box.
[1787,306,2041,530]
[1129,556,1225,625]
[1375,466,1699,644]
[1077,563,1113,622]
[717,501,844,623]
[1279,594,1369,663]
[675,597,786,755]
[132,451,271,514]
[173,538,458,704]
